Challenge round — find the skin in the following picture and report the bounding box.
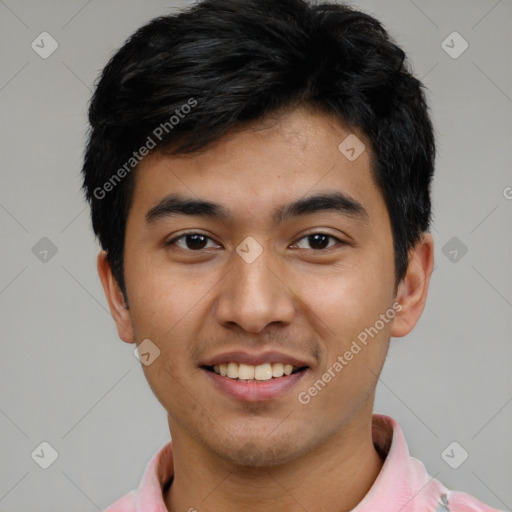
[98,105,434,512]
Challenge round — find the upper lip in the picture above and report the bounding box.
[201,350,311,368]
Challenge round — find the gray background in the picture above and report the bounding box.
[0,0,511,510]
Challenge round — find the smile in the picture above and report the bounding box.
[202,363,309,402]
[206,362,305,381]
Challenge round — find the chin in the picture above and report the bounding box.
[211,434,305,468]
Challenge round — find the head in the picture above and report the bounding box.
[83,0,435,466]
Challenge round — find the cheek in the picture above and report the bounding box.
[319,282,392,373]
[304,248,394,331]
[294,240,395,380]
[125,252,196,333]
[298,272,393,418]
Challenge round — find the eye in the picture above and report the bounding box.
[292,232,344,251]
[166,231,345,252]
[167,232,220,251]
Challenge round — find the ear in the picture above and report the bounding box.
[391,232,435,338]
[97,250,135,344]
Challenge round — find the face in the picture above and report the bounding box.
[101,105,428,467]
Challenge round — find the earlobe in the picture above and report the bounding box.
[97,250,135,344]
[390,232,435,338]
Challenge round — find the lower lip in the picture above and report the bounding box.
[202,367,308,402]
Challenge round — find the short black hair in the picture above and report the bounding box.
[82,0,435,300]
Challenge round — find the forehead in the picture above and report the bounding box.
[127,106,385,227]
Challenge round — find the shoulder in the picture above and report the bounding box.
[441,490,505,512]
[103,489,137,512]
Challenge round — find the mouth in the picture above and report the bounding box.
[203,362,308,382]
[200,355,310,402]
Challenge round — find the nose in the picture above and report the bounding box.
[214,247,296,334]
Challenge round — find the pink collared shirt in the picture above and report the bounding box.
[104,415,503,512]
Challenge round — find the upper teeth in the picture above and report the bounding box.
[212,362,296,380]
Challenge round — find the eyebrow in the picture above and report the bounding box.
[145,191,368,225]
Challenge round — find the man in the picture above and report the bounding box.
[81,0,502,510]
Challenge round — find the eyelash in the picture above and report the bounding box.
[166,232,346,252]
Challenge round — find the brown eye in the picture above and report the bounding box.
[168,233,218,251]
[293,233,343,250]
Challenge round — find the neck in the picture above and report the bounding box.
[164,410,383,512]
